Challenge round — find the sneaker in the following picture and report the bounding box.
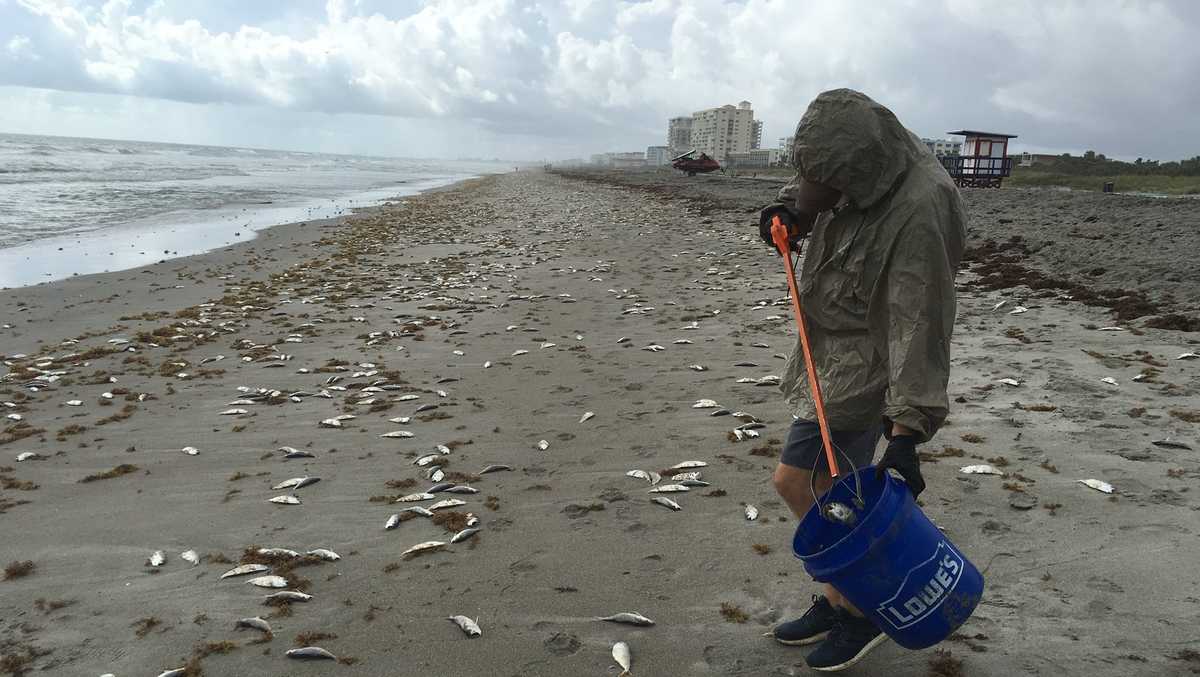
[804,608,889,672]
[770,595,836,646]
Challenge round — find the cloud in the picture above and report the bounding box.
[1,0,1198,159]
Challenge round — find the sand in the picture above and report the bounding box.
[1,169,1198,676]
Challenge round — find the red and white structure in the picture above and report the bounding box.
[939,130,1017,188]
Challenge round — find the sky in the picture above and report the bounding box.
[1,0,1198,161]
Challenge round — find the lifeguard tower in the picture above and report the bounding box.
[939,130,1016,188]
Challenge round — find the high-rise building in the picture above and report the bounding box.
[752,120,763,149]
[668,117,693,153]
[778,135,794,164]
[687,101,759,161]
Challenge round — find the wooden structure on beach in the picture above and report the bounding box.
[940,130,1016,188]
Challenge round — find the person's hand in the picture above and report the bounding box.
[758,205,807,253]
[875,435,925,497]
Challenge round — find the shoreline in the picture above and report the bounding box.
[0,173,484,290]
[1,169,1198,676]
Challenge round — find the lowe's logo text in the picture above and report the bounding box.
[875,541,964,630]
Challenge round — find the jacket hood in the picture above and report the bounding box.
[792,89,927,209]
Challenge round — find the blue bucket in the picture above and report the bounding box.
[792,466,984,650]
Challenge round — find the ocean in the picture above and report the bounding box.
[0,133,499,288]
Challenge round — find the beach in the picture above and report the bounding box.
[2,169,1198,676]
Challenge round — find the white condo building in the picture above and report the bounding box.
[667,101,762,162]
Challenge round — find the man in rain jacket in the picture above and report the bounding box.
[758,89,965,671]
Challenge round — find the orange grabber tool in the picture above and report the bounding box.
[770,215,841,478]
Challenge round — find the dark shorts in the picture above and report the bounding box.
[780,419,883,473]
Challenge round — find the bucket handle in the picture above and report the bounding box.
[809,437,867,521]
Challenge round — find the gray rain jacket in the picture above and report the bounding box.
[775,89,965,442]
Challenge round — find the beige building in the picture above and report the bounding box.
[688,101,760,161]
[726,148,781,168]
[667,116,693,154]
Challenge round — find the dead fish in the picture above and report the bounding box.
[306,548,340,561]
[651,497,682,511]
[1177,352,1200,360]
[428,468,446,482]
[1079,478,1115,494]
[427,482,454,493]
[1152,439,1192,450]
[451,527,480,543]
[613,641,632,676]
[286,646,337,660]
[536,439,550,451]
[380,430,414,438]
[1100,377,1119,386]
[617,337,630,343]
[626,469,654,483]
[181,446,199,456]
[247,575,289,588]
[269,495,301,505]
[745,505,759,521]
[692,399,719,408]
[599,612,656,626]
[995,378,1021,387]
[674,339,693,344]
[264,590,312,603]
[180,550,200,566]
[580,411,595,423]
[66,400,83,406]
[257,548,299,558]
[414,403,438,413]
[235,617,272,634]
[959,465,1003,475]
[429,498,467,511]
[157,668,187,677]
[680,479,709,487]
[219,408,248,415]
[221,563,270,579]
[448,615,482,637]
[709,408,731,417]
[648,484,689,493]
[671,472,701,482]
[15,452,39,462]
[669,461,707,470]
[148,550,165,567]
[512,349,529,356]
[733,361,759,367]
[436,444,452,454]
[395,492,435,502]
[414,454,442,466]
[280,446,315,459]
[385,514,403,530]
[443,485,479,494]
[1009,305,1029,315]
[397,394,420,401]
[479,464,512,474]
[465,513,479,527]
[389,416,412,424]
[689,364,707,371]
[401,541,446,558]
[642,344,665,352]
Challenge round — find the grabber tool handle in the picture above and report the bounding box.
[770,216,841,478]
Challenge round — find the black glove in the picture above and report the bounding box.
[758,205,806,253]
[875,435,925,498]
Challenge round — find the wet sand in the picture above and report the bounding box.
[1,170,1198,676]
